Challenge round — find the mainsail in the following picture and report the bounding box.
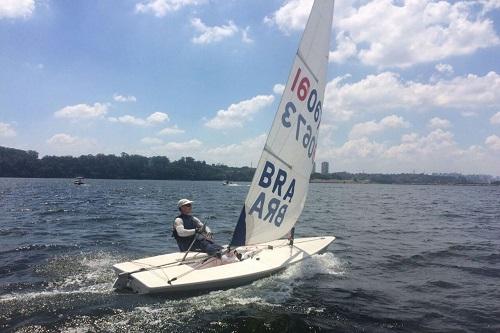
[231,0,335,246]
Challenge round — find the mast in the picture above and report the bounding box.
[231,0,335,246]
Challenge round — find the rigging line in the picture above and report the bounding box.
[168,255,220,284]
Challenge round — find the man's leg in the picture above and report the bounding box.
[198,239,223,255]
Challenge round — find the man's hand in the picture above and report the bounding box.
[205,232,214,240]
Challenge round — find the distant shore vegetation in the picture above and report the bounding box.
[1,146,498,185]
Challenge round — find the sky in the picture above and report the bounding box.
[1,0,499,176]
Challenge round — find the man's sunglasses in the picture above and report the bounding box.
[183,204,192,207]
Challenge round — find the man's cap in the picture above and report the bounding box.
[177,199,194,208]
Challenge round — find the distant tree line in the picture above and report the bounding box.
[311,171,496,185]
[1,146,497,184]
[0,146,254,181]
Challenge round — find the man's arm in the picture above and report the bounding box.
[174,218,196,237]
[193,217,211,233]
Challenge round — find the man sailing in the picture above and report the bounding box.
[172,199,223,256]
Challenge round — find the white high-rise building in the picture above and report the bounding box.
[321,161,329,174]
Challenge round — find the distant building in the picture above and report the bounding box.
[321,161,329,174]
[313,162,317,173]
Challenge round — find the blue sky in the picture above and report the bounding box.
[1,0,499,175]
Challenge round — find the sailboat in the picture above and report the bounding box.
[112,0,335,294]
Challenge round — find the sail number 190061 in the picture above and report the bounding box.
[281,67,322,159]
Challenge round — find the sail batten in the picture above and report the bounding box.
[230,0,334,247]
[296,52,319,83]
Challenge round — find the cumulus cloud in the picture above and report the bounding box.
[54,103,108,120]
[329,32,357,64]
[317,128,500,175]
[264,0,313,34]
[0,0,35,19]
[204,94,275,129]
[428,117,452,129]
[113,94,137,103]
[268,0,499,68]
[0,122,16,138]
[191,18,239,44]
[135,0,205,17]
[141,137,163,145]
[273,84,285,95]
[201,134,267,167]
[485,135,500,150]
[108,112,169,126]
[146,112,169,124]
[342,0,498,67]
[435,63,454,75]
[46,133,97,154]
[158,125,185,135]
[349,115,410,139]
[324,71,500,121]
[158,139,202,151]
[490,112,500,125]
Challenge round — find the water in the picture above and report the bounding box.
[1,178,499,332]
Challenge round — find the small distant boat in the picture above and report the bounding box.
[73,177,85,185]
[222,180,238,186]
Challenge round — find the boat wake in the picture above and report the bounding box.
[2,252,345,332]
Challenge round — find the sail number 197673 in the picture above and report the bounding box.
[281,67,322,159]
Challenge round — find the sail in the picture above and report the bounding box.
[231,0,335,246]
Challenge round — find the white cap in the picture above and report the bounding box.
[177,199,194,208]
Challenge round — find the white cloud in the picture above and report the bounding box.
[159,139,202,151]
[54,103,108,120]
[191,18,239,44]
[273,84,285,95]
[108,115,147,126]
[264,0,313,34]
[135,0,205,17]
[329,32,357,64]
[324,71,500,121]
[108,112,169,126]
[0,122,16,137]
[334,0,500,68]
[47,133,79,145]
[271,0,499,68]
[146,112,169,124]
[317,129,500,175]
[485,135,500,150]
[113,94,137,102]
[201,134,267,167]
[158,125,185,135]
[435,63,454,75]
[0,0,35,19]
[428,117,452,129]
[349,115,410,139]
[205,94,275,129]
[490,112,500,125]
[141,137,163,145]
[242,27,254,44]
[46,133,97,155]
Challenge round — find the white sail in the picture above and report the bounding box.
[231,0,335,246]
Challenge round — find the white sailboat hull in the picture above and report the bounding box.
[113,236,335,294]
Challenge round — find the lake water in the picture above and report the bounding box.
[0,178,499,332]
